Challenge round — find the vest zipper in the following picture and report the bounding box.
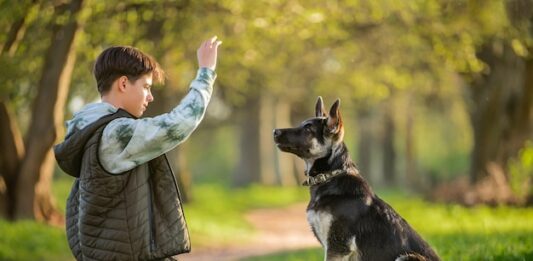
[147,178,157,252]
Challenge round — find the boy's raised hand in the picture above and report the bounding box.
[197,36,222,71]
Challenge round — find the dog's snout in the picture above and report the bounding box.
[273,129,282,138]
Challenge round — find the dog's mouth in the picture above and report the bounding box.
[275,143,297,152]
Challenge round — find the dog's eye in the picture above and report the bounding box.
[304,123,313,131]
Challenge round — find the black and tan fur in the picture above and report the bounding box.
[273,97,440,261]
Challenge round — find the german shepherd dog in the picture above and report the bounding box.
[273,97,440,261]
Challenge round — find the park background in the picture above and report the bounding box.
[1,0,533,260]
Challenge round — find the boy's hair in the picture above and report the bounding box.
[93,46,165,94]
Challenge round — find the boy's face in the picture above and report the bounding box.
[122,73,154,118]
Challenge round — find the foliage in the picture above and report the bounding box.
[0,0,53,130]
[41,0,513,109]
[2,0,530,184]
[508,141,533,200]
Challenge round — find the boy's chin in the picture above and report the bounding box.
[123,108,143,118]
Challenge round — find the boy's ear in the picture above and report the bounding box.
[117,76,128,92]
[327,99,343,134]
[315,96,327,117]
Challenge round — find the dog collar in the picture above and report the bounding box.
[302,169,346,186]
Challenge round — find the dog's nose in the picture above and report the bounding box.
[273,129,281,138]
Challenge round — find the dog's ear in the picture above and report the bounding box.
[315,96,327,117]
[327,99,343,135]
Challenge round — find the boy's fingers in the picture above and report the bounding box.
[213,41,222,49]
[199,37,221,51]
[210,36,218,44]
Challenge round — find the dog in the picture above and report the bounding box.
[273,97,440,261]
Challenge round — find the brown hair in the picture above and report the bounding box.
[93,46,165,94]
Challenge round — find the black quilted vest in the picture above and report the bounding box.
[54,109,190,260]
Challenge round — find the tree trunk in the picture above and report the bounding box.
[0,0,38,221]
[14,0,85,221]
[468,41,530,184]
[258,93,277,185]
[233,95,262,186]
[0,102,25,219]
[234,91,296,187]
[357,108,374,182]
[405,95,418,189]
[272,97,297,186]
[382,103,397,186]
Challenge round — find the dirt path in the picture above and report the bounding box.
[180,203,320,261]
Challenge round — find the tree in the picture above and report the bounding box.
[198,1,332,186]
[0,0,40,219]
[0,0,86,222]
[460,0,533,203]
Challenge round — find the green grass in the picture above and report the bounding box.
[5,180,533,260]
[243,190,533,261]
[243,248,323,261]
[1,178,308,260]
[0,176,75,261]
[383,191,533,260]
[0,220,72,261]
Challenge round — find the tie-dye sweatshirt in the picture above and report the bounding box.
[64,68,216,174]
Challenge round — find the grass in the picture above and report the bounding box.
[3,179,533,260]
[0,220,72,261]
[243,248,323,261]
[0,178,308,260]
[381,190,533,260]
[242,190,533,261]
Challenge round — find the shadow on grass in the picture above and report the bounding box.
[241,231,533,261]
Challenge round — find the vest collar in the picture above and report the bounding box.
[302,169,346,186]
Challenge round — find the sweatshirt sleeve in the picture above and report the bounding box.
[98,68,216,174]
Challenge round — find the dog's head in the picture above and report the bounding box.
[273,97,344,160]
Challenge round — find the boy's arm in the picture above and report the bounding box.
[99,68,215,174]
[99,36,222,174]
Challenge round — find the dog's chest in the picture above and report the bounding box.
[306,209,333,247]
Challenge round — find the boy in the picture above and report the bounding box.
[54,36,222,260]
